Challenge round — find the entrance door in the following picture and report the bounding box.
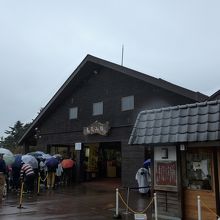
[81,142,121,181]
[182,148,216,220]
[99,142,121,178]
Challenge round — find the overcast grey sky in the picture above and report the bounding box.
[0,0,220,138]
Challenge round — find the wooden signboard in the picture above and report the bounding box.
[154,161,177,191]
[83,121,110,136]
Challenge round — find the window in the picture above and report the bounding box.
[93,102,103,116]
[183,150,212,190]
[69,107,78,119]
[121,95,134,111]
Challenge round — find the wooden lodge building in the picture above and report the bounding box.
[129,93,220,220]
[19,55,207,186]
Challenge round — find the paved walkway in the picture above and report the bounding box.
[0,179,153,220]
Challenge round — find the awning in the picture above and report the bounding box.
[129,100,220,145]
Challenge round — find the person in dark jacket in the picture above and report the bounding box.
[0,154,6,200]
[11,166,21,192]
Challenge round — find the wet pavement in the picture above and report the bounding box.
[0,179,153,220]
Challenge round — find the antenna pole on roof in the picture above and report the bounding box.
[121,44,124,66]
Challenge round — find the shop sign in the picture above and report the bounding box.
[154,146,177,191]
[155,161,177,186]
[83,121,110,136]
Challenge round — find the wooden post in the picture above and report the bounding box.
[75,150,81,182]
[37,174,40,195]
[17,182,24,209]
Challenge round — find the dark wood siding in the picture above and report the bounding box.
[121,143,145,187]
[38,68,196,137]
[36,67,197,186]
[155,191,182,218]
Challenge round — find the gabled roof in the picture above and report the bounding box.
[207,90,220,101]
[19,54,208,145]
[129,100,220,145]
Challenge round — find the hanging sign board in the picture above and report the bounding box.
[155,161,177,186]
[83,121,110,136]
[154,146,177,191]
[75,142,82,150]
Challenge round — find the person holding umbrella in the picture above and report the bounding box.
[45,157,59,189]
[55,159,63,187]
[61,157,75,185]
[11,154,22,192]
[20,162,35,194]
[0,153,6,201]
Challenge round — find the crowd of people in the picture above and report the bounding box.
[0,152,76,200]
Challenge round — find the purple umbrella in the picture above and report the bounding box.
[45,157,59,168]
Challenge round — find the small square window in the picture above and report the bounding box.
[93,102,103,116]
[121,96,134,111]
[69,107,78,119]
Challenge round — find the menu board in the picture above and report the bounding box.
[154,161,177,191]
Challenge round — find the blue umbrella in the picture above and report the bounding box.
[42,154,52,160]
[12,154,22,168]
[28,151,46,159]
[143,159,151,168]
[28,151,52,160]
